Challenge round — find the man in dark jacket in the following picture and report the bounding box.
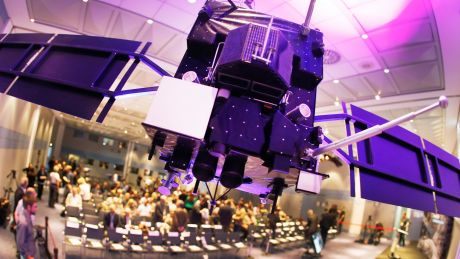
[219,200,234,231]
[153,196,168,224]
[319,207,337,247]
[305,209,319,239]
[104,206,120,230]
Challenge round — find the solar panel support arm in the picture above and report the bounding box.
[310,96,448,157]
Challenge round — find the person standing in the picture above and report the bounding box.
[319,207,337,247]
[14,177,28,214]
[16,193,38,259]
[305,209,319,240]
[23,164,36,188]
[219,200,234,232]
[398,212,410,247]
[36,165,47,200]
[48,166,61,208]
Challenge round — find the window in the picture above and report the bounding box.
[87,158,94,165]
[130,167,139,174]
[73,129,84,138]
[102,137,114,146]
[114,164,124,171]
[88,134,99,142]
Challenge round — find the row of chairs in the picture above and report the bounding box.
[246,221,306,253]
[64,222,247,258]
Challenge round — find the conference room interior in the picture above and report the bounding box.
[0,0,460,258]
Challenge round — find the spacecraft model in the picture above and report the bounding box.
[0,0,458,217]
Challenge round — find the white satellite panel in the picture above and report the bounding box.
[143,76,218,140]
[296,170,323,194]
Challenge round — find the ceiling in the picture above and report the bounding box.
[1,0,459,154]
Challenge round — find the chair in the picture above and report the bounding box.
[147,230,167,253]
[84,224,105,258]
[214,225,233,250]
[182,231,203,253]
[128,229,148,254]
[83,207,98,216]
[229,231,246,249]
[166,232,186,253]
[84,214,101,225]
[66,206,82,219]
[63,220,83,258]
[108,228,129,255]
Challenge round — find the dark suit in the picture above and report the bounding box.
[153,202,168,223]
[218,206,234,231]
[103,212,120,229]
[319,212,337,246]
[120,215,132,228]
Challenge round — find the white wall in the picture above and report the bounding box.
[0,95,54,193]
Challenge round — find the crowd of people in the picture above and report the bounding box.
[10,158,353,258]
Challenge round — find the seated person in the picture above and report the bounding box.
[368,222,384,245]
[104,205,120,230]
[65,186,83,210]
[120,208,133,229]
[78,178,91,202]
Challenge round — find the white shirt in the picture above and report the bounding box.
[65,193,82,209]
[79,183,91,201]
[137,204,152,217]
[49,171,61,184]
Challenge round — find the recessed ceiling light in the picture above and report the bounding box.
[82,0,88,2]
[30,18,35,23]
[144,134,149,139]
[410,119,414,123]
[188,0,197,3]
[361,34,368,40]
[147,19,154,24]
[414,129,418,133]
[333,79,340,84]
[124,130,128,134]
[375,94,381,100]
[384,68,390,74]
[123,107,128,111]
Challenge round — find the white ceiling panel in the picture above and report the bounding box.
[320,81,356,101]
[167,0,207,15]
[391,61,442,93]
[139,22,180,55]
[119,0,163,18]
[263,3,304,24]
[253,0,285,13]
[333,37,374,61]
[83,0,115,35]
[339,76,374,99]
[98,0,123,6]
[154,3,196,33]
[351,0,429,31]
[362,70,398,96]
[29,0,84,31]
[316,88,335,106]
[325,61,358,78]
[316,14,358,44]
[380,43,437,68]
[109,10,146,40]
[369,20,433,51]
[290,0,342,25]
[349,55,382,74]
[341,0,375,9]
[155,33,188,64]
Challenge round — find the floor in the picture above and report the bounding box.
[376,243,428,259]
[0,189,396,259]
